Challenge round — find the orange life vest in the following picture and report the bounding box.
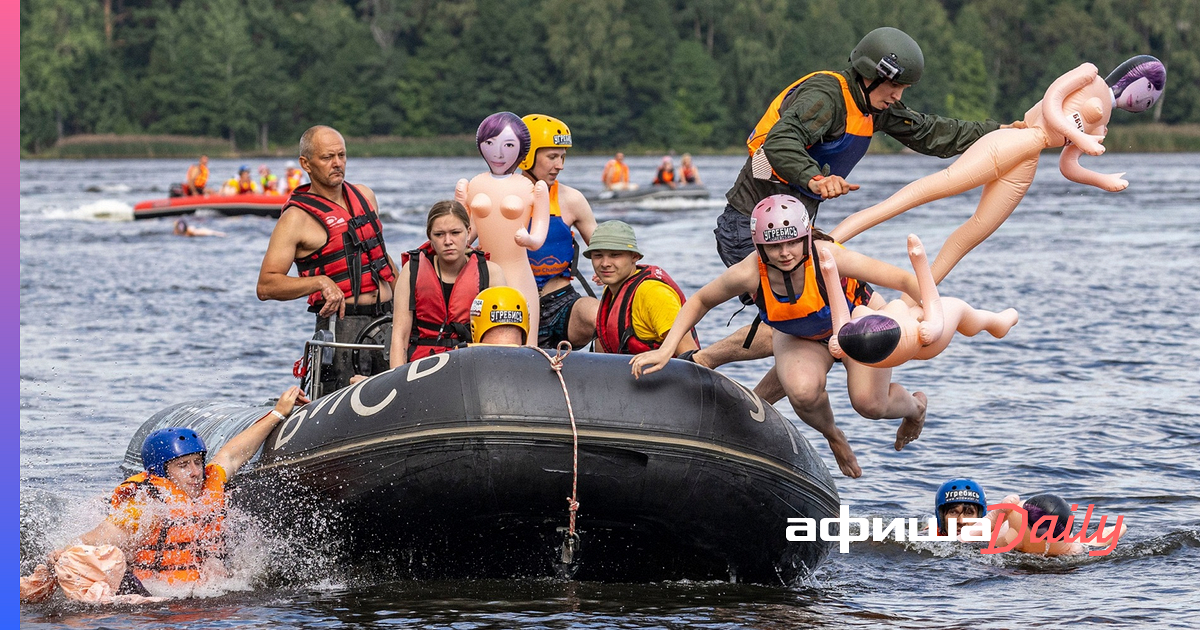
[192,164,209,189]
[755,243,873,340]
[286,168,303,192]
[602,159,629,185]
[654,168,675,185]
[745,71,874,194]
[111,464,227,584]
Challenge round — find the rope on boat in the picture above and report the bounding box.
[533,341,581,541]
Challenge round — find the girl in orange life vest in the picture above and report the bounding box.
[389,200,506,366]
[41,386,307,594]
[454,112,550,346]
[652,156,676,189]
[631,195,927,480]
[819,233,1018,369]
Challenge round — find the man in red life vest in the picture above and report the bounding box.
[586,221,698,356]
[40,386,307,595]
[256,125,397,395]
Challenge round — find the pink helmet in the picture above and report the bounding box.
[751,195,812,245]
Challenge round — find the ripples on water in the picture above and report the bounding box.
[19,153,1200,628]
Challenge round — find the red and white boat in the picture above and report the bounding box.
[133,193,286,220]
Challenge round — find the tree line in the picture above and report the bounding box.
[20,0,1200,154]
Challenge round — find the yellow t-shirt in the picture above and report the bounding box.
[629,280,683,344]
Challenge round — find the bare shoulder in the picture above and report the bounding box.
[353,183,381,210]
[557,184,594,219]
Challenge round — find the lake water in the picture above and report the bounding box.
[19,152,1200,628]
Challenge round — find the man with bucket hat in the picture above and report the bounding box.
[584,221,698,356]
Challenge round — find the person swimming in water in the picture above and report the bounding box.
[173,220,226,238]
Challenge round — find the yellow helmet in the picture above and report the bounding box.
[470,286,530,343]
[519,114,572,172]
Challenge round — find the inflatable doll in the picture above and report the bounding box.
[818,234,1019,369]
[455,112,550,342]
[830,56,1167,285]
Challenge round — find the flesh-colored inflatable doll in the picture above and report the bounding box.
[455,112,550,343]
[818,234,1018,369]
[830,56,1167,284]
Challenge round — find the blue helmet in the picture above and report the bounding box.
[935,478,987,531]
[141,427,207,478]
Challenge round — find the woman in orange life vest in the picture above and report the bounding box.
[389,200,506,366]
[818,233,1018,369]
[652,156,676,189]
[284,161,304,193]
[679,153,701,185]
[631,195,927,480]
[44,386,307,593]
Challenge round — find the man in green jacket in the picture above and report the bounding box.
[693,27,1017,402]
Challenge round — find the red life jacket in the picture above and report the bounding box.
[401,242,489,361]
[596,265,698,354]
[289,183,396,309]
[112,465,226,584]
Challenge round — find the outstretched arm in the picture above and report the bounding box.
[630,256,760,378]
[516,180,550,250]
[816,244,850,359]
[1058,144,1128,192]
[210,386,309,478]
[907,234,944,346]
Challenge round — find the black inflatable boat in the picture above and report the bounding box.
[123,346,839,585]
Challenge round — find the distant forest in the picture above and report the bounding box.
[20,0,1200,153]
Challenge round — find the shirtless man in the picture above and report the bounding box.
[520,114,600,350]
[256,125,397,395]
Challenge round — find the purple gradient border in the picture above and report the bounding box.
[6,0,19,622]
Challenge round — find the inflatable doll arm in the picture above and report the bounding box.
[1059,144,1128,192]
[1042,63,1107,155]
[907,234,944,346]
[516,180,550,250]
[816,244,849,359]
[454,178,469,208]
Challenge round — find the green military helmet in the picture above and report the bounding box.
[849,27,924,85]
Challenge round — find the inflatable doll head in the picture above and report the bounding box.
[1023,493,1073,538]
[476,112,530,176]
[836,314,902,364]
[1106,55,1166,113]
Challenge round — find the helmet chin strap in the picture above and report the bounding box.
[860,76,888,114]
[757,244,806,304]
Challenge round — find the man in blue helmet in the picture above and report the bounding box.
[692,27,1022,403]
[934,478,990,536]
[47,385,307,593]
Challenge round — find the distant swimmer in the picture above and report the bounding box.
[652,155,676,189]
[20,386,308,602]
[183,155,209,196]
[470,286,531,346]
[173,219,226,238]
[390,200,505,366]
[257,125,397,395]
[601,152,636,191]
[679,153,701,185]
[631,195,926,479]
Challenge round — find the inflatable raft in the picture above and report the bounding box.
[122,346,839,584]
[132,193,285,220]
[585,183,710,206]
